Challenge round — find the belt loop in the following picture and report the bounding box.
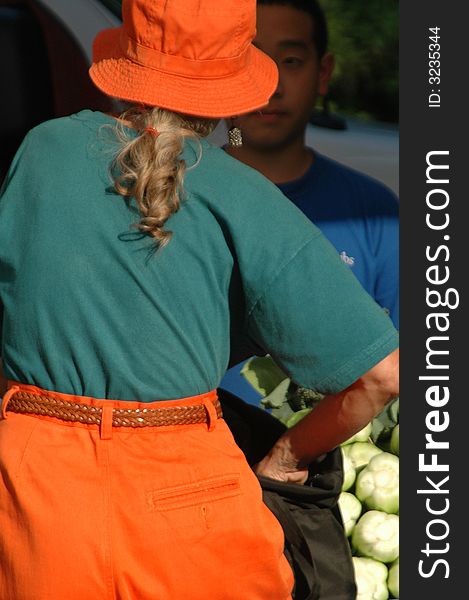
[100,405,113,440]
[1,385,20,420]
[203,399,218,432]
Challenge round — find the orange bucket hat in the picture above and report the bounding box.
[89,0,278,118]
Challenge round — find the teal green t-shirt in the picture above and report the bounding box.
[0,111,398,401]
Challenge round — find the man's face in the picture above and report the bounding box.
[234,4,333,151]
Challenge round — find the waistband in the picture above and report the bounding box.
[2,382,221,431]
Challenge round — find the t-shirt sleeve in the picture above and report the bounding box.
[245,233,398,395]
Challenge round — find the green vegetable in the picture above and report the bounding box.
[371,397,399,446]
[341,423,373,445]
[351,510,399,563]
[355,452,399,514]
[341,448,357,492]
[240,356,287,397]
[285,407,312,428]
[240,358,401,594]
[390,424,399,456]
[338,492,362,537]
[343,441,383,473]
[352,557,389,600]
[286,382,324,411]
[387,558,399,598]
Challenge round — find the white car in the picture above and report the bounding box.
[1,0,398,194]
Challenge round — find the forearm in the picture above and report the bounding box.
[255,348,399,481]
[272,387,392,468]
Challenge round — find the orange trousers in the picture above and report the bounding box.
[0,384,293,600]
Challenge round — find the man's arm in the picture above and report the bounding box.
[254,348,399,483]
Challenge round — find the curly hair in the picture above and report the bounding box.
[111,106,217,248]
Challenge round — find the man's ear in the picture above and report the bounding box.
[318,53,335,97]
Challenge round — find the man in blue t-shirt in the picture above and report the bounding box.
[220,0,399,404]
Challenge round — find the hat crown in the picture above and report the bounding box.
[123,0,256,64]
[89,0,278,117]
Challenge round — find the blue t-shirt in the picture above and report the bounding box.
[220,152,399,404]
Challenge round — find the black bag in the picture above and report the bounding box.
[219,389,357,600]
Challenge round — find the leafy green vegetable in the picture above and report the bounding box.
[260,378,293,423]
[371,397,399,450]
[240,356,287,397]
[286,382,325,412]
[390,424,399,457]
[240,355,326,412]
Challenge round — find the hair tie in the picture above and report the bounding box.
[144,126,160,138]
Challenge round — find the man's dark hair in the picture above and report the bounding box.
[257,0,328,58]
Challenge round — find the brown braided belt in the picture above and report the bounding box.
[6,391,222,428]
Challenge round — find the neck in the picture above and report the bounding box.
[225,140,314,184]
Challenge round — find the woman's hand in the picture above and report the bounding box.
[253,437,309,484]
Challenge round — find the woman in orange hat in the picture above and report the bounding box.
[0,1,398,598]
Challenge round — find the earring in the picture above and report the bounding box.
[227,121,243,147]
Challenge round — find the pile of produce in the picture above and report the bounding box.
[339,407,399,600]
[241,356,400,600]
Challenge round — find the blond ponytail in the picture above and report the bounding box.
[111,106,217,247]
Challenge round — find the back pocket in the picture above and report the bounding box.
[145,473,241,541]
[146,473,240,512]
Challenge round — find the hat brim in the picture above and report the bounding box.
[89,27,278,119]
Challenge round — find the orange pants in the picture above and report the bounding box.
[0,384,293,600]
